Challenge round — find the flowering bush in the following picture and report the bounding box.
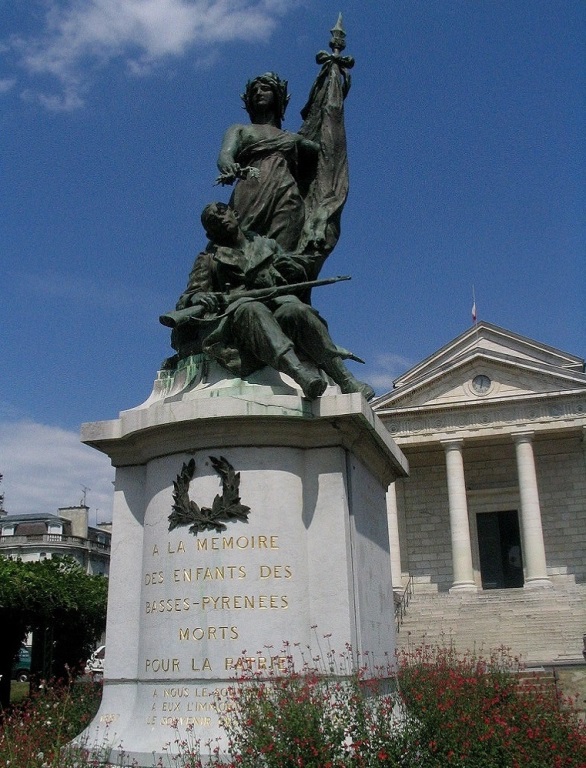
[1,644,584,767]
[163,657,405,768]
[220,666,404,767]
[0,674,103,768]
[213,644,586,768]
[396,644,586,767]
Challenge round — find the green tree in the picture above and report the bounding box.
[0,558,31,710]
[0,557,108,709]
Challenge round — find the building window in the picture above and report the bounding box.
[47,523,63,535]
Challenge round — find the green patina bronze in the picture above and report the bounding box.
[160,17,373,401]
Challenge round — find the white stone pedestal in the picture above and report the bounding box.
[78,370,408,765]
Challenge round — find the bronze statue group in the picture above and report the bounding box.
[160,23,374,401]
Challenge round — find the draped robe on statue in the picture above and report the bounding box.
[229,52,352,278]
[230,132,305,252]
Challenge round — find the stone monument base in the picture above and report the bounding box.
[77,365,408,765]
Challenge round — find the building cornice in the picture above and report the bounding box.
[377,392,586,444]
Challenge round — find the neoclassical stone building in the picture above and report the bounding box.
[373,321,586,664]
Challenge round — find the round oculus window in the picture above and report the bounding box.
[472,374,491,394]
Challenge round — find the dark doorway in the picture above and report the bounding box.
[477,511,523,589]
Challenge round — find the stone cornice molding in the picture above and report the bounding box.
[378,393,586,441]
[82,392,409,486]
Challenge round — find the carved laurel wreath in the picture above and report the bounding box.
[168,456,251,536]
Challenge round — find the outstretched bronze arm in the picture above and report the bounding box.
[159,275,350,329]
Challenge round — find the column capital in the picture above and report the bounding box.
[511,430,535,445]
[440,438,464,450]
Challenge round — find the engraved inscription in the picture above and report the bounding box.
[179,626,239,641]
[200,594,288,609]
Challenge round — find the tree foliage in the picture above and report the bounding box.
[0,556,108,709]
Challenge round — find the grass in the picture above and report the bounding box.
[10,681,31,703]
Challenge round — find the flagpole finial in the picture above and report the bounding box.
[329,14,346,54]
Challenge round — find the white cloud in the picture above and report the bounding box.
[0,77,16,93]
[363,352,413,394]
[8,0,295,110]
[0,420,115,521]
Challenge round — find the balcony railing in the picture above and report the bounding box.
[0,533,110,554]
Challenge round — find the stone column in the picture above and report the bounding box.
[512,432,552,588]
[442,439,476,591]
[386,481,403,593]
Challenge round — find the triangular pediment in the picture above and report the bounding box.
[373,322,585,411]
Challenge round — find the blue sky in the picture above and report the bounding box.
[1,1,584,518]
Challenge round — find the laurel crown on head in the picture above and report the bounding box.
[241,72,290,128]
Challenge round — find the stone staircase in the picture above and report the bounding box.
[395,582,586,665]
[515,668,558,697]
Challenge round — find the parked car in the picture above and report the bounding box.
[84,645,105,679]
[12,645,32,682]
